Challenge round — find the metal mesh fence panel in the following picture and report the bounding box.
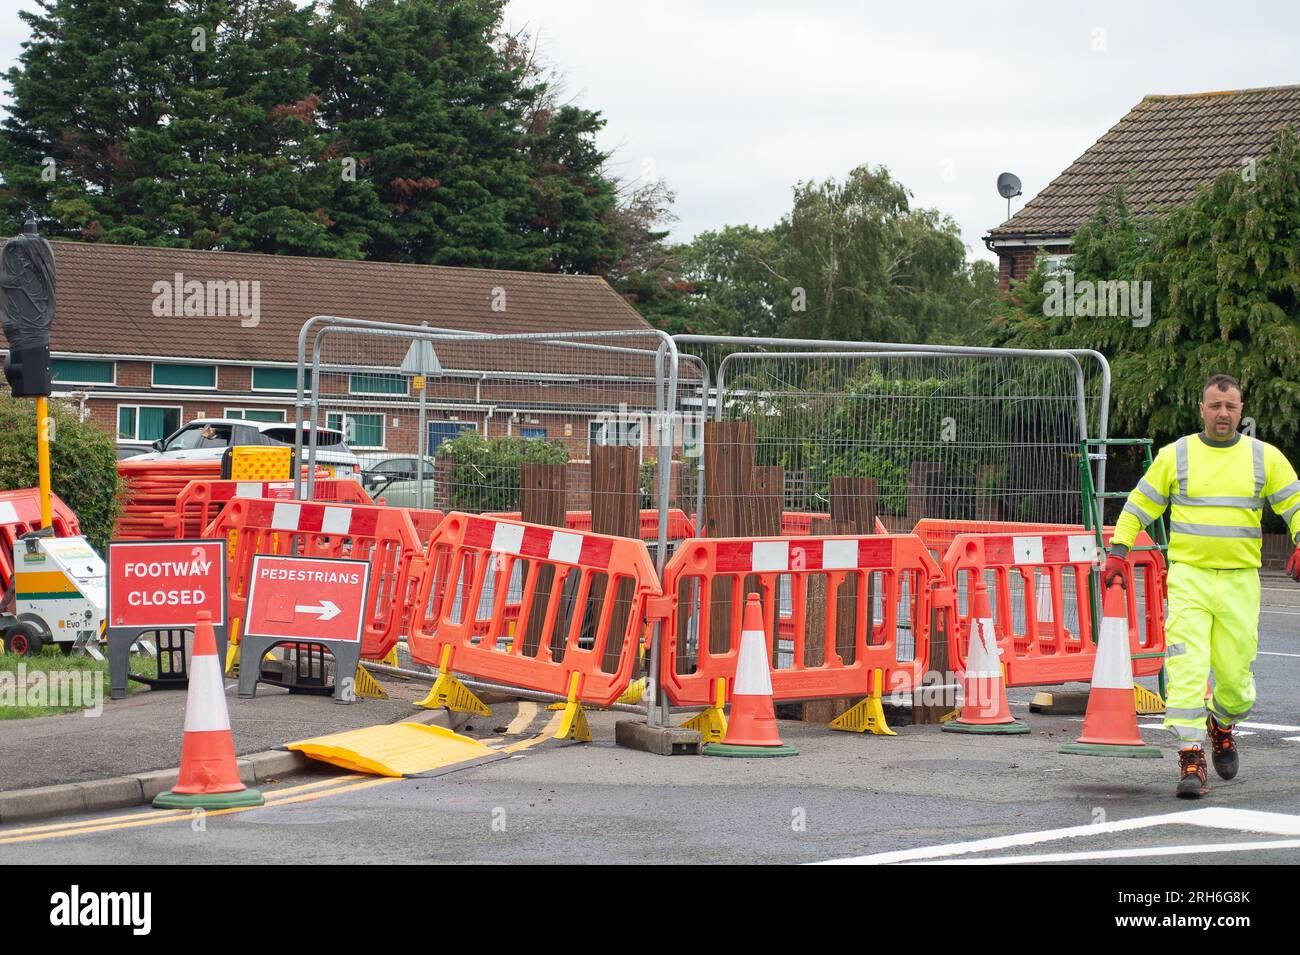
[668,339,1103,545]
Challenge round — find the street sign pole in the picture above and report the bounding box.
[36,395,51,527]
[400,324,441,512]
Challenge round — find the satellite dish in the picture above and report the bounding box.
[997,171,1023,220]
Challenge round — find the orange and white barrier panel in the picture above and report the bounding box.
[657,534,943,708]
[408,513,660,709]
[940,529,1165,687]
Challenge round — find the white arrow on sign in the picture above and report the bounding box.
[295,600,340,622]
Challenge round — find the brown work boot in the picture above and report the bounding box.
[1208,715,1239,780]
[1176,747,1208,799]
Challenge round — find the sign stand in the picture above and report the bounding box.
[236,554,371,704]
[106,539,228,700]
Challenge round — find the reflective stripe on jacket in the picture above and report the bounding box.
[1112,434,1300,569]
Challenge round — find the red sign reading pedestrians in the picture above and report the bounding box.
[244,555,370,644]
[107,539,227,629]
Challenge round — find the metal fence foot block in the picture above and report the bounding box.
[614,720,701,756]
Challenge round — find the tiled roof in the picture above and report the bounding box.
[987,84,1300,240]
[0,240,655,364]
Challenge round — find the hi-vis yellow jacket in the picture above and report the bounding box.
[1112,433,1300,569]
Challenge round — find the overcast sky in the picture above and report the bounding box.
[3,0,1299,263]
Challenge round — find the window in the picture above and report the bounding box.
[51,359,114,385]
[161,423,234,451]
[588,418,643,452]
[350,373,406,395]
[427,421,477,452]
[225,408,287,422]
[1040,254,1074,277]
[118,405,182,442]
[327,412,384,449]
[520,427,548,440]
[153,363,216,389]
[252,367,298,392]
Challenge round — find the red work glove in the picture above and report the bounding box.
[1287,545,1300,582]
[1102,552,1127,587]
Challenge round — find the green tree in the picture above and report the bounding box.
[0,396,121,551]
[635,164,993,343]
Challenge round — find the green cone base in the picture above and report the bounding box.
[153,787,265,809]
[703,742,798,758]
[1060,741,1163,758]
[942,719,1029,735]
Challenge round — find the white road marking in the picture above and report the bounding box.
[1239,721,1300,732]
[1258,650,1300,658]
[813,807,1300,865]
[1285,737,1300,743]
[1259,609,1300,617]
[914,839,1300,865]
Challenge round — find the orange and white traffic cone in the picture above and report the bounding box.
[943,582,1028,734]
[703,593,797,757]
[154,611,265,809]
[1061,583,1162,758]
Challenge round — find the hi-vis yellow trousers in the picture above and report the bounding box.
[1163,561,1259,744]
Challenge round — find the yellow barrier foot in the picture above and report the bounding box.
[828,669,896,736]
[353,665,388,700]
[415,646,491,715]
[546,673,592,742]
[616,677,646,706]
[1134,684,1166,715]
[381,646,399,668]
[681,677,728,744]
[225,643,240,677]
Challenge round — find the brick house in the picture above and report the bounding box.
[0,241,664,461]
[984,84,1300,290]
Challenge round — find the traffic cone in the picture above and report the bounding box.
[154,611,265,809]
[943,582,1028,734]
[1061,583,1162,758]
[703,594,797,757]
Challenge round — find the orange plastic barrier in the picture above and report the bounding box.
[0,489,82,592]
[483,508,696,542]
[940,528,1166,687]
[407,508,447,546]
[206,497,424,660]
[780,512,832,536]
[912,519,1102,562]
[169,478,372,538]
[657,534,943,706]
[408,513,660,706]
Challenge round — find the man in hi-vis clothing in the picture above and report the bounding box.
[1104,374,1300,798]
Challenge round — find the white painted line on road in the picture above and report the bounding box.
[914,839,1300,865]
[813,807,1300,865]
[1284,737,1300,743]
[1239,721,1300,732]
[1260,609,1300,617]
[1258,651,1300,658]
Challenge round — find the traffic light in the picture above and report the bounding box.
[3,345,51,397]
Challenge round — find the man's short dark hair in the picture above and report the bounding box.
[1202,374,1241,401]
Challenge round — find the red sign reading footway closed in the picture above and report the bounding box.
[107,539,227,628]
[244,555,370,644]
